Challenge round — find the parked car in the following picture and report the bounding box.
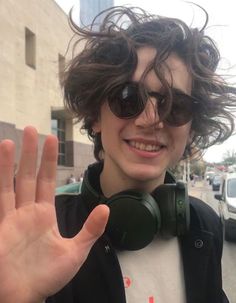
[55,182,81,195]
[212,175,221,191]
[215,172,236,241]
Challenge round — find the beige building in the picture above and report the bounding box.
[0,0,95,185]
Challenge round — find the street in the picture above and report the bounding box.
[189,181,236,303]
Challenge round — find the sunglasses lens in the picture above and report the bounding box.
[108,84,195,126]
[108,83,144,118]
[165,93,194,126]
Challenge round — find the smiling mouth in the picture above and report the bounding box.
[127,140,164,152]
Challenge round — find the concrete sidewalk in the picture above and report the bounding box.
[188,181,205,199]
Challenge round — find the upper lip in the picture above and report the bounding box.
[125,138,166,147]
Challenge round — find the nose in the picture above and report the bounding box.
[134,98,164,129]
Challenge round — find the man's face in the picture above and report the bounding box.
[93,47,193,195]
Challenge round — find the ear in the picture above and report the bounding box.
[187,129,194,145]
[92,120,101,133]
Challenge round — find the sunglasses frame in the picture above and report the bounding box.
[108,82,198,127]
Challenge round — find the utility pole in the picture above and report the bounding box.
[182,158,190,185]
[187,158,190,186]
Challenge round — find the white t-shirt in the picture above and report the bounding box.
[117,237,186,303]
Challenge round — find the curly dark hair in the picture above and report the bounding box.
[63,6,236,161]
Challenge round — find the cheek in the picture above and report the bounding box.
[100,102,128,134]
[169,126,192,157]
[99,114,127,150]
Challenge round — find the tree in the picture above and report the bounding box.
[222,149,236,166]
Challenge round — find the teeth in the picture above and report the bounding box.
[129,141,162,152]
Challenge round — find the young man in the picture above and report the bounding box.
[0,6,235,303]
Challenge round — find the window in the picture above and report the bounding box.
[58,54,65,85]
[25,27,36,68]
[51,118,66,165]
[227,178,236,198]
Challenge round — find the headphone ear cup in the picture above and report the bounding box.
[106,190,161,250]
[152,182,189,237]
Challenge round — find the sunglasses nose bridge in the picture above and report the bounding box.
[134,97,164,128]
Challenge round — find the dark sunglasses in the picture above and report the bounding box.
[108,82,197,127]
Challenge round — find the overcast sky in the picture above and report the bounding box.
[54,0,236,163]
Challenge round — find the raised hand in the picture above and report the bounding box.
[0,126,109,303]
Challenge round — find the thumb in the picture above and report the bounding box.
[74,204,110,251]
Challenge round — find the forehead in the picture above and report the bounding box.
[132,47,192,94]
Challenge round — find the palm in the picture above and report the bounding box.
[0,127,109,303]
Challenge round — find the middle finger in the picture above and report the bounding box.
[15,126,38,208]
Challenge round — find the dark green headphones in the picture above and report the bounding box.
[81,163,190,251]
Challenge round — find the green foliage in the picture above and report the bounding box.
[222,149,236,165]
[169,164,183,180]
[190,160,206,176]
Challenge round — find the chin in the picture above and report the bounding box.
[124,164,166,184]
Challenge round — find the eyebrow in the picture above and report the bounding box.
[131,81,191,97]
[171,87,191,96]
[148,87,191,97]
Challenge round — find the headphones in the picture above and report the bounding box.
[81,163,190,251]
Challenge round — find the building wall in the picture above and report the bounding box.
[0,0,95,186]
